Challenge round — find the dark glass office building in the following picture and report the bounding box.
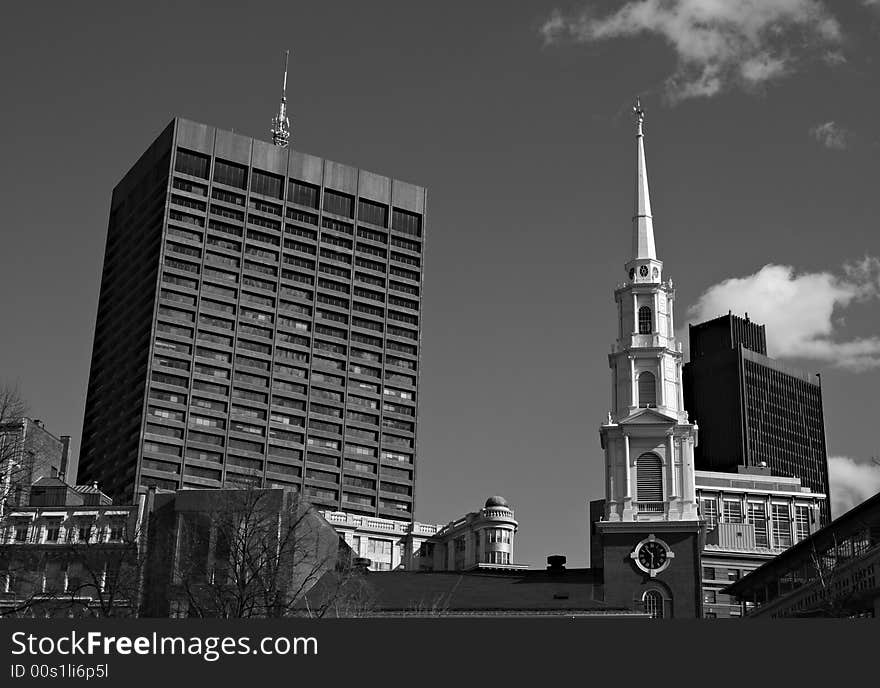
[78,118,426,521]
[683,313,831,525]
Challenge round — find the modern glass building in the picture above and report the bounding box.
[78,118,426,521]
[683,313,831,525]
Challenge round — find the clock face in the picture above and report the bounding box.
[637,541,668,570]
[630,535,675,576]
[639,265,649,277]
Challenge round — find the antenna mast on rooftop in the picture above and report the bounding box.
[271,50,291,148]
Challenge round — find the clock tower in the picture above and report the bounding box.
[593,100,704,618]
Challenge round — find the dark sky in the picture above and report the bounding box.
[1,1,879,567]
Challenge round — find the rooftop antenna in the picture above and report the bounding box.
[271,50,291,148]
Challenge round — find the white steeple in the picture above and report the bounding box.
[598,99,698,524]
[633,99,656,261]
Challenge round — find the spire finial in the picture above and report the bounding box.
[633,97,645,136]
[271,50,291,148]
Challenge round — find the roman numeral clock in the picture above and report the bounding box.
[631,534,674,577]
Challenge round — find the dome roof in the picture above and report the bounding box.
[484,495,509,508]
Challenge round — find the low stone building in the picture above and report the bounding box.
[320,495,525,572]
[0,477,145,617]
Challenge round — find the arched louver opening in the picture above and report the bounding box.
[638,371,656,408]
[636,452,663,503]
[638,306,652,334]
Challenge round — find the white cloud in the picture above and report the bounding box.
[810,121,850,149]
[540,0,842,101]
[828,456,880,518]
[686,258,880,370]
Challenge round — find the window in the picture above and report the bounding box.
[643,590,664,619]
[381,450,411,464]
[635,452,662,503]
[700,497,718,529]
[214,159,247,189]
[702,566,716,580]
[358,199,388,226]
[748,502,768,548]
[212,188,245,207]
[636,371,657,407]
[638,306,652,334]
[251,170,283,199]
[772,503,792,549]
[723,499,743,524]
[148,406,185,421]
[323,190,354,218]
[44,519,62,542]
[289,180,320,208]
[392,208,422,237]
[795,505,811,542]
[173,177,208,197]
[14,522,29,542]
[109,521,126,541]
[175,149,210,179]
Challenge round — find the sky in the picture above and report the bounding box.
[1,1,879,567]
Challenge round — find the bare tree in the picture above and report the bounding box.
[0,383,29,514]
[170,488,370,618]
[0,518,145,619]
[788,526,875,618]
[0,382,62,515]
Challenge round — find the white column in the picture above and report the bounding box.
[667,433,677,498]
[624,434,632,501]
[653,291,660,335]
[657,355,665,407]
[632,293,638,333]
[630,356,637,408]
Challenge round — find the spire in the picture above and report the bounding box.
[632,98,656,260]
[271,50,291,148]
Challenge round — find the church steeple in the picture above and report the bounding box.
[633,99,656,261]
[594,98,702,618]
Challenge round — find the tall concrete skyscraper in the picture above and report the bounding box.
[683,313,831,525]
[78,116,426,522]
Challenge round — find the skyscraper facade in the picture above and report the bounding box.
[78,118,426,521]
[683,313,831,525]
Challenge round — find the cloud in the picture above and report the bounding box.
[828,456,880,518]
[540,0,842,101]
[686,257,880,370]
[810,121,850,149]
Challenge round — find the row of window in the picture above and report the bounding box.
[699,496,813,549]
[174,150,423,236]
[5,519,127,545]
